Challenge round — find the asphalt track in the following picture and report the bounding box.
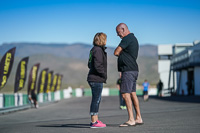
[0,95,200,133]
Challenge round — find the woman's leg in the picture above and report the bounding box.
[89,82,103,122]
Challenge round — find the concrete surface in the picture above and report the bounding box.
[0,96,200,133]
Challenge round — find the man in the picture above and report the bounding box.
[142,79,149,101]
[157,79,163,97]
[114,23,143,127]
[116,72,126,110]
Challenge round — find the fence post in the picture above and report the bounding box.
[43,93,48,102]
[63,89,71,99]
[51,92,54,101]
[48,92,51,101]
[54,90,60,101]
[102,88,109,96]
[38,93,43,103]
[14,93,18,106]
[0,93,3,108]
[75,88,83,97]
[18,93,23,106]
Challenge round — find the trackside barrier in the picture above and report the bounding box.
[38,93,43,103]
[0,93,3,108]
[75,88,83,97]
[14,93,23,106]
[14,93,18,106]
[78,88,144,97]
[51,92,54,101]
[109,89,119,96]
[60,90,64,99]
[102,88,109,96]
[19,93,23,106]
[0,88,152,110]
[23,94,28,105]
[149,88,158,96]
[47,92,51,101]
[4,94,15,107]
[43,93,48,102]
[54,91,61,101]
[63,89,72,99]
[72,89,76,97]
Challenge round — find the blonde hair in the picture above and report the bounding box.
[93,32,107,46]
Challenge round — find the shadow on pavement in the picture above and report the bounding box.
[37,123,119,128]
[38,124,90,128]
[150,95,200,103]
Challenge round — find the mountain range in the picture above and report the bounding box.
[0,42,159,92]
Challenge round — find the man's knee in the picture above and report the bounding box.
[131,92,137,97]
[121,93,126,99]
[122,93,130,100]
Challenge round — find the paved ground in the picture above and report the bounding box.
[0,95,200,133]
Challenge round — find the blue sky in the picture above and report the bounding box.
[0,0,200,47]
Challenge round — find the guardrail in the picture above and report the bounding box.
[0,88,152,113]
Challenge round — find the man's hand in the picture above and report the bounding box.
[114,46,123,56]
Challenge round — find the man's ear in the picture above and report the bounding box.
[122,28,125,32]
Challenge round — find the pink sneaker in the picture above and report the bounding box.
[90,121,106,128]
[97,120,105,124]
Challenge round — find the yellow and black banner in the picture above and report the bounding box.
[27,63,40,95]
[51,74,58,92]
[37,68,48,94]
[0,47,16,90]
[14,57,29,93]
[46,71,53,93]
[55,74,63,91]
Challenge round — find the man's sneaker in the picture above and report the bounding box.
[36,104,39,109]
[90,121,106,128]
[122,106,127,110]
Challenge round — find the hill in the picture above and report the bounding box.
[0,43,159,93]
[0,42,157,58]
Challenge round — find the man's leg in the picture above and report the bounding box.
[146,95,148,101]
[120,93,135,126]
[119,91,122,106]
[146,94,149,101]
[131,92,143,123]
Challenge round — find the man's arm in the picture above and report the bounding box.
[114,46,123,56]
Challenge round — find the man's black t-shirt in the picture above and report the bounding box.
[118,33,139,72]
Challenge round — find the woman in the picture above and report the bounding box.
[87,32,107,128]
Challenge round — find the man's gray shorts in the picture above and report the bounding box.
[120,71,138,93]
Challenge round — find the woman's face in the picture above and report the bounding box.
[105,38,107,45]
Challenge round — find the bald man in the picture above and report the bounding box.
[114,23,143,127]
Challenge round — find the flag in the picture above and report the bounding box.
[27,63,40,94]
[51,74,58,92]
[0,47,16,90]
[14,57,29,93]
[46,71,53,93]
[37,68,48,94]
[56,74,63,91]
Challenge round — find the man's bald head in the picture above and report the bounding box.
[116,23,130,39]
[116,23,129,30]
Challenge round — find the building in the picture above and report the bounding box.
[171,41,200,95]
[158,44,173,96]
[158,41,200,96]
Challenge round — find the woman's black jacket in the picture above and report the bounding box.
[87,45,107,83]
